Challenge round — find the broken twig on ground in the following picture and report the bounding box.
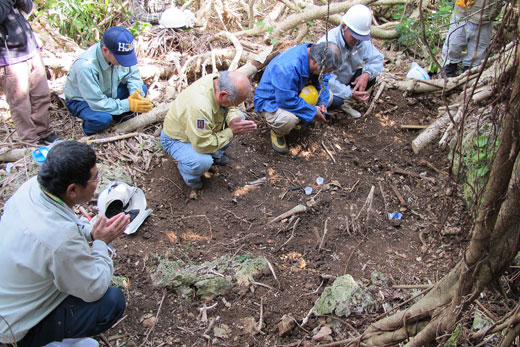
[390,184,407,211]
[318,217,330,251]
[269,204,307,224]
[321,141,336,164]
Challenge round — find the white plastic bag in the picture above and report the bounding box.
[406,62,430,80]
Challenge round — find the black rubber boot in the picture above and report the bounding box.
[444,63,458,77]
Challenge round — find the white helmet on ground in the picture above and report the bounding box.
[342,4,372,41]
[97,181,153,235]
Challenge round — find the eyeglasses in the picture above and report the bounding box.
[87,171,103,183]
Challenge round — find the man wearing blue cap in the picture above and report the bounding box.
[64,26,153,135]
[318,4,384,119]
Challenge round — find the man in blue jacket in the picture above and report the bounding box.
[0,0,58,144]
[0,141,129,347]
[254,42,341,153]
[318,4,384,119]
[64,26,153,135]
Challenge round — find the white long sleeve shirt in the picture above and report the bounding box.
[318,26,384,100]
[0,177,113,343]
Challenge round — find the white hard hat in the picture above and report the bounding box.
[342,4,372,41]
[97,181,152,235]
[159,7,196,28]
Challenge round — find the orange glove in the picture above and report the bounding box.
[456,0,474,7]
[128,97,153,113]
[128,90,143,101]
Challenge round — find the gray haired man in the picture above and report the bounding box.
[160,71,257,189]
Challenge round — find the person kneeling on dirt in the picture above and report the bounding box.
[318,4,384,119]
[0,141,129,347]
[160,71,257,190]
[254,42,341,154]
[64,26,153,135]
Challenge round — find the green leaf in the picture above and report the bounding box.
[476,167,489,177]
[474,136,488,148]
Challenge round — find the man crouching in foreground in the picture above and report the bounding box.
[0,141,129,347]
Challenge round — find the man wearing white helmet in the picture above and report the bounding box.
[318,4,384,119]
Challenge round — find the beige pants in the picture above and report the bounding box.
[0,52,51,143]
[262,109,300,136]
[263,92,334,136]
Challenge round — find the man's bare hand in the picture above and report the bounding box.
[91,213,130,244]
[315,106,328,123]
[229,118,257,135]
[352,90,369,102]
[351,72,370,92]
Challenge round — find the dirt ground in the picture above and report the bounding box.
[0,31,479,347]
[91,86,474,346]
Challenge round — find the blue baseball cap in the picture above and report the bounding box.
[102,26,137,67]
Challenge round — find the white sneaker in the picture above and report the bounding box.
[45,337,99,347]
[341,103,362,119]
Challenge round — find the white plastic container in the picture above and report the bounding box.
[406,62,430,80]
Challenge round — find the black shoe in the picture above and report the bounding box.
[39,133,59,145]
[113,113,133,123]
[462,65,470,73]
[443,63,458,78]
[213,154,229,166]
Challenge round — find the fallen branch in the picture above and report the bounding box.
[79,132,139,145]
[0,148,29,163]
[387,167,436,183]
[202,317,216,341]
[390,184,407,211]
[420,159,449,176]
[318,217,330,251]
[364,81,386,117]
[400,124,428,130]
[392,284,432,289]
[355,185,375,221]
[112,103,170,133]
[263,256,280,289]
[269,204,307,224]
[210,32,243,71]
[275,217,300,251]
[257,297,265,334]
[139,289,167,347]
[321,141,336,164]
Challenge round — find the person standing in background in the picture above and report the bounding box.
[0,0,58,144]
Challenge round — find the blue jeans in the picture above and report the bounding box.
[160,130,231,188]
[66,84,148,135]
[16,287,126,347]
[329,68,376,110]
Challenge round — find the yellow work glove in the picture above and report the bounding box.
[456,0,474,7]
[128,89,143,101]
[128,97,153,113]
